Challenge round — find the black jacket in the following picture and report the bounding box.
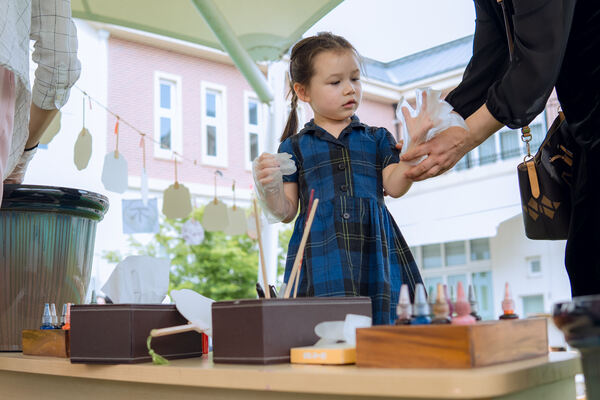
[446,0,600,149]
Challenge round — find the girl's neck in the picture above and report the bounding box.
[313,115,353,138]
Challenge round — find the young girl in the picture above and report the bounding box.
[255,33,431,325]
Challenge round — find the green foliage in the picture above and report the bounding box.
[103,207,258,301]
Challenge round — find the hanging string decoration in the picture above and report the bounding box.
[162,157,192,219]
[74,95,93,170]
[101,116,129,193]
[201,170,229,232]
[224,179,247,236]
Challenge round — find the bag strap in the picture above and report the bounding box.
[497,0,533,159]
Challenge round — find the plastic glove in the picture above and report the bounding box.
[397,88,468,161]
[4,146,37,184]
[252,152,297,223]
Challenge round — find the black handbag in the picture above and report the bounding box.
[517,113,576,239]
[497,0,576,240]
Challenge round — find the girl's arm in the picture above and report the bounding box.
[281,182,299,223]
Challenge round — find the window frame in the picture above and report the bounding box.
[244,91,263,170]
[153,71,183,159]
[527,256,543,278]
[200,81,228,167]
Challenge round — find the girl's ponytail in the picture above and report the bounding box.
[280,88,298,142]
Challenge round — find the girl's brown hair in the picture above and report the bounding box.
[280,32,359,142]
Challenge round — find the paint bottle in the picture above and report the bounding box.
[468,284,482,321]
[499,282,519,320]
[427,285,436,318]
[443,284,454,317]
[50,303,59,328]
[452,282,476,325]
[411,284,431,325]
[395,284,412,325]
[40,303,53,330]
[62,303,71,330]
[432,283,451,324]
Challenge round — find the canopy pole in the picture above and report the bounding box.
[192,0,274,104]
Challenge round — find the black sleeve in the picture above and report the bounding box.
[447,0,577,129]
[445,0,509,120]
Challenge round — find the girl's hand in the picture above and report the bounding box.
[400,92,433,149]
[254,153,282,188]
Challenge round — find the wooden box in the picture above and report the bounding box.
[22,329,69,358]
[356,318,548,369]
[212,297,371,364]
[70,304,206,364]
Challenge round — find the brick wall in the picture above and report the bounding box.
[107,37,257,190]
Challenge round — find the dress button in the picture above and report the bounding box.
[340,184,347,191]
[338,163,345,170]
[342,212,350,220]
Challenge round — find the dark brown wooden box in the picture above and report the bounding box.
[212,297,372,364]
[22,329,69,358]
[356,318,548,369]
[70,304,205,364]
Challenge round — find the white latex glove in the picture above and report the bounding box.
[397,88,468,159]
[252,152,296,223]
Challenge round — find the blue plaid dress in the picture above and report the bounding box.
[279,116,422,325]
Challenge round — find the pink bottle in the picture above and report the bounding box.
[451,282,476,325]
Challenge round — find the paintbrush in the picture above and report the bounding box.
[252,198,270,298]
[284,198,319,298]
[293,189,315,298]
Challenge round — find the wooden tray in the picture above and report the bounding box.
[22,329,69,358]
[356,318,548,369]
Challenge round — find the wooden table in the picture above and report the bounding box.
[0,351,581,400]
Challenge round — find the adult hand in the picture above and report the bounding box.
[400,126,470,181]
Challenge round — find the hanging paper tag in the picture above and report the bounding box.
[224,206,247,236]
[141,168,149,206]
[122,198,159,234]
[181,218,205,245]
[74,127,93,170]
[202,200,229,232]
[101,151,129,193]
[162,183,192,219]
[39,111,62,145]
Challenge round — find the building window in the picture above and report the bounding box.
[527,256,542,277]
[422,244,442,269]
[470,238,491,261]
[445,241,466,266]
[500,129,520,160]
[454,151,473,171]
[453,112,547,171]
[478,133,498,165]
[154,72,182,158]
[201,82,228,167]
[245,92,262,169]
[413,240,494,320]
[522,294,545,316]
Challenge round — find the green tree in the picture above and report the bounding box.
[103,207,258,301]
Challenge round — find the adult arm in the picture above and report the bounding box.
[403,0,577,180]
[28,0,81,146]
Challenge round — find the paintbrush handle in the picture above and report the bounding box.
[284,198,319,298]
[253,199,271,298]
[150,324,200,338]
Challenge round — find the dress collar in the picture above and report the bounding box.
[298,115,365,144]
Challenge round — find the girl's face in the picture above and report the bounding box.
[295,49,362,127]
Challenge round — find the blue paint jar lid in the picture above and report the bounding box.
[1,184,109,221]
